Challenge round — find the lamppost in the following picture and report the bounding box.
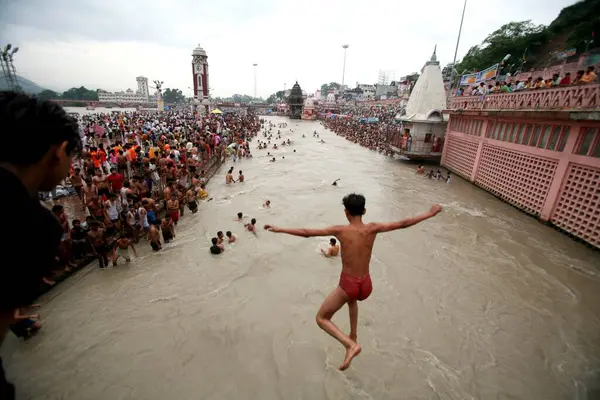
[0,44,21,92]
[341,44,349,98]
[253,63,258,99]
[447,0,467,101]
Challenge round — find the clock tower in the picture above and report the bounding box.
[192,44,209,112]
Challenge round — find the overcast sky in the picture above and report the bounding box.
[0,0,574,98]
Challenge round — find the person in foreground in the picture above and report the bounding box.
[0,91,81,399]
[264,193,442,371]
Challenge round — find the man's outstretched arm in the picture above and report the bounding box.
[371,204,442,233]
[264,224,340,238]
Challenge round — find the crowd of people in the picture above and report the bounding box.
[456,65,598,96]
[6,107,262,347]
[322,103,400,153]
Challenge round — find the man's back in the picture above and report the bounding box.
[336,223,378,278]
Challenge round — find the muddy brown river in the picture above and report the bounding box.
[2,116,599,399]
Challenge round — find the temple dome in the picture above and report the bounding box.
[402,46,447,123]
[326,93,336,103]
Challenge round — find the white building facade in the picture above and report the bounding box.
[136,76,149,100]
[98,76,154,103]
[357,84,376,100]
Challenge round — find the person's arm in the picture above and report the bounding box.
[370,205,442,233]
[321,248,333,258]
[264,225,340,238]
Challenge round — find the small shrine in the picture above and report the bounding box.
[301,97,316,120]
[391,46,448,160]
[287,81,304,119]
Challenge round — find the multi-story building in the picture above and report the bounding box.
[98,89,154,103]
[357,84,376,100]
[97,75,154,103]
[136,76,149,100]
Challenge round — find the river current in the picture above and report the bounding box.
[2,116,599,399]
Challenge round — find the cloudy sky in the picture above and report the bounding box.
[1,0,574,98]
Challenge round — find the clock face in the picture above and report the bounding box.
[195,64,202,73]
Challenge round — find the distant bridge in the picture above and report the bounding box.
[51,99,274,110]
[51,99,157,108]
[214,103,272,109]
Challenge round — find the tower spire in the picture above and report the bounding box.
[431,45,437,62]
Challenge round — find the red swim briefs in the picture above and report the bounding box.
[339,272,372,301]
[168,210,179,223]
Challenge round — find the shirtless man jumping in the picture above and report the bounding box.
[264,193,442,370]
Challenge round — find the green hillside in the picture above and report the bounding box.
[0,75,47,94]
[455,0,600,73]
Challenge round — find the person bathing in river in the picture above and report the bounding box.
[226,170,235,184]
[186,186,198,213]
[245,218,257,234]
[264,194,442,370]
[263,200,271,208]
[321,238,340,257]
[161,215,175,243]
[112,233,137,266]
[238,170,244,183]
[210,237,224,254]
[226,231,237,243]
[149,220,162,251]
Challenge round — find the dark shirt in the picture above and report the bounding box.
[210,245,222,255]
[0,358,15,400]
[0,167,62,306]
[70,227,87,241]
[0,167,62,399]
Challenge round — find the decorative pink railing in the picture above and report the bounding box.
[449,84,600,111]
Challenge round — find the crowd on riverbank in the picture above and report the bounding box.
[322,103,400,153]
[29,110,260,326]
[455,65,598,96]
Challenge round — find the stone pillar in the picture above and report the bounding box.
[539,123,581,221]
[469,118,488,182]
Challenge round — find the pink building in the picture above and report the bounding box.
[442,84,600,248]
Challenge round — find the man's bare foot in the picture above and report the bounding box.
[339,343,362,371]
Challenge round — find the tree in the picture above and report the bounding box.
[442,63,454,81]
[36,90,58,102]
[61,86,99,101]
[266,90,285,104]
[162,88,186,104]
[320,82,341,95]
[455,21,547,74]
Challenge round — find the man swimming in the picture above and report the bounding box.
[245,218,257,234]
[321,238,340,257]
[264,194,442,370]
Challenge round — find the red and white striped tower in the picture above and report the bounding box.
[192,44,209,113]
